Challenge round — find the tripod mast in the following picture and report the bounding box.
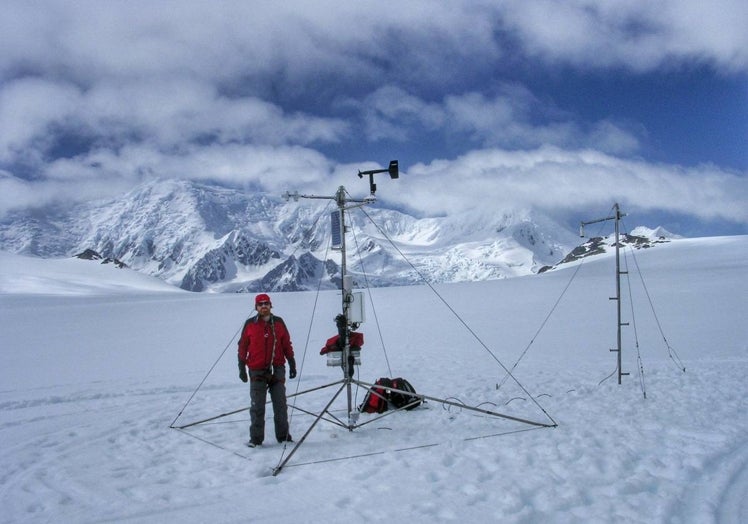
[335,185,357,427]
[271,160,555,475]
[283,162,398,427]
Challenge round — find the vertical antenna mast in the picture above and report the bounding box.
[580,203,629,384]
[282,161,399,425]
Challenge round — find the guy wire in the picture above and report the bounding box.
[348,204,393,377]
[169,326,241,428]
[620,218,686,373]
[284,201,334,440]
[357,205,556,426]
[621,240,648,399]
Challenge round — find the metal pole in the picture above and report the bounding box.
[581,203,629,384]
[335,186,355,428]
[614,204,622,383]
[612,203,629,384]
[273,381,348,476]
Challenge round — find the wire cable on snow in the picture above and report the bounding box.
[276,201,336,467]
[357,206,557,427]
[279,426,545,470]
[286,225,332,418]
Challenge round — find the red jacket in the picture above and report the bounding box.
[238,315,294,371]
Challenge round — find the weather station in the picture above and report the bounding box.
[171,159,559,477]
[275,160,402,474]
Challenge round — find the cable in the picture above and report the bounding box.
[280,200,332,266]
[281,426,546,470]
[501,203,614,390]
[278,202,335,465]
[622,243,647,399]
[287,233,331,411]
[357,205,557,426]
[621,219,687,373]
[348,204,393,377]
[169,327,241,428]
[597,366,618,386]
[173,427,253,462]
[496,252,586,390]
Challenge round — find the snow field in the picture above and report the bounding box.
[1,236,746,523]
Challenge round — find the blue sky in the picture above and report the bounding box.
[1,1,746,237]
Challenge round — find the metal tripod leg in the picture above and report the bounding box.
[273,381,348,476]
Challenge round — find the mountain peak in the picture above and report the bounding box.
[0,178,613,292]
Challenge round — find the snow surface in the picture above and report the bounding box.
[1,236,747,523]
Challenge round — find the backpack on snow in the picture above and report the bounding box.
[359,377,421,413]
[359,377,393,413]
[389,377,421,410]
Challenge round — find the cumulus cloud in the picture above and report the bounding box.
[0,142,336,215]
[357,86,642,155]
[497,0,748,72]
[0,77,348,154]
[0,1,746,234]
[3,2,745,86]
[388,147,748,224]
[0,1,501,93]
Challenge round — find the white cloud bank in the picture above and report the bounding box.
[396,147,748,223]
[0,1,746,232]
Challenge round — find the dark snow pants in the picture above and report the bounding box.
[248,366,289,445]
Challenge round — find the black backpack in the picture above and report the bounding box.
[390,377,421,410]
[359,377,393,413]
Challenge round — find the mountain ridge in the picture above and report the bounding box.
[0,178,671,292]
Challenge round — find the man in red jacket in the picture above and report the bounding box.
[238,293,297,447]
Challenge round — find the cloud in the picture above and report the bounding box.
[0,141,336,215]
[0,169,136,215]
[0,1,501,94]
[357,85,642,155]
[388,147,748,224]
[498,0,748,72]
[0,1,746,234]
[0,78,82,164]
[1,144,746,236]
[0,76,348,167]
[45,143,333,186]
[3,2,745,87]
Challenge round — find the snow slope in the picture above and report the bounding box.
[0,236,746,523]
[0,251,184,296]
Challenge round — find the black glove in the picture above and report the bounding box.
[288,356,297,379]
[238,358,248,383]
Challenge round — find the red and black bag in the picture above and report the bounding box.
[390,377,421,410]
[359,377,393,413]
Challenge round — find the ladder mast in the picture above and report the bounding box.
[581,203,629,384]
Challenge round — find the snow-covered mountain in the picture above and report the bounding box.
[0,179,584,292]
[538,225,680,273]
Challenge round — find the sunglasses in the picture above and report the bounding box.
[257,301,271,306]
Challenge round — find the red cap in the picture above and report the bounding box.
[255,293,271,306]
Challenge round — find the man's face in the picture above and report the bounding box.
[256,301,271,314]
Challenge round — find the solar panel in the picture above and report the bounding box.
[331,210,342,249]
